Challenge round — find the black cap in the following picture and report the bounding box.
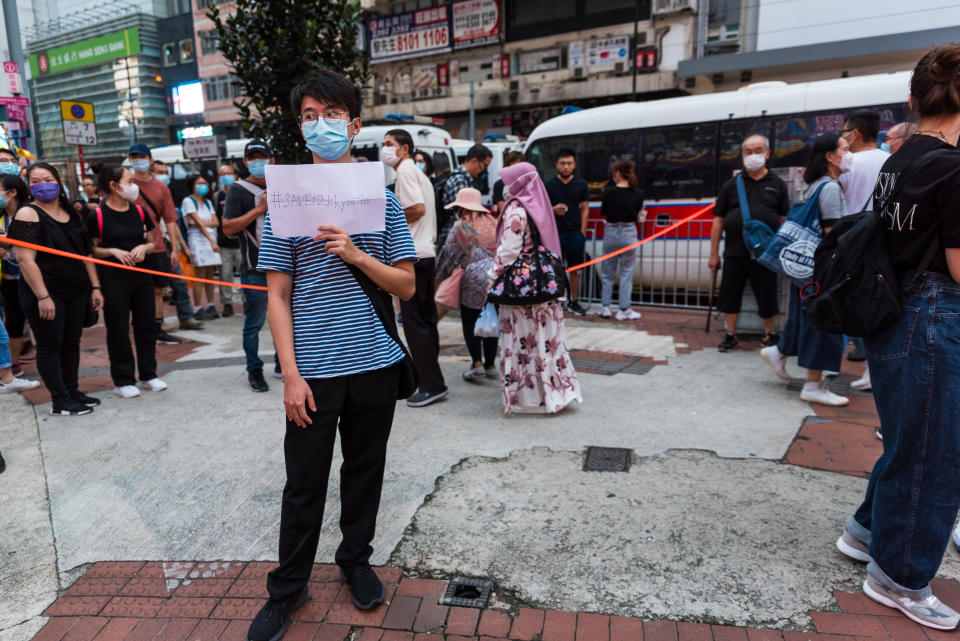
[129,142,151,157]
[244,139,273,158]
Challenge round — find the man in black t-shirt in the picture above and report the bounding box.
[708,135,789,352]
[544,149,590,315]
[215,164,240,318]
[221,140,276,392]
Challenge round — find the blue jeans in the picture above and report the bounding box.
[600,223,638,310]
[847,272,960,590]
[0,308,10,369]
[777,284,844,371]
[242,272,269,372]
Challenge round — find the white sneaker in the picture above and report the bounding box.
[760,345,790,381]
[0,377,41,394]
[615,308,642,321]
[953,523,960,550]
[141,378,168,392]
[824,370,840,377]
[851,368,871,392]
[114,385,141,399]
[800,382,849,407]
[597,306,612,318]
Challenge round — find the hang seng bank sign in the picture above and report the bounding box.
[368,0,499,63]
[29,28,141,76]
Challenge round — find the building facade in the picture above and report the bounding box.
[191,0,243,138]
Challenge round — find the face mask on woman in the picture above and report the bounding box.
[30,182,60,203]
[838,151,855,174]
[415,162,426,173]
[117,182,140,202]
[196,184,209,196]
[303,117,354,161]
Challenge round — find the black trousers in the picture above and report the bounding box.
[20,286,87,400]
[265,363,399,601]
[1,277,26,338]
[460,305,498,368]
[101,269,158,386]
[398,258,445,394]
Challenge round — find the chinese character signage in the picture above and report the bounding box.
[369,7,451,63]
[587,36,630,67]
[518,48,563,74]
[452,0,499,50]
[413,65,439,90]
[28,28,140,76]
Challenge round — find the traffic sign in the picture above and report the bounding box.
[63,120,97,145]
[3,62,21,94]
[182,136,218,159]
[60,100,95,123]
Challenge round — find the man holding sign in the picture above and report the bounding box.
[249,71,417,641]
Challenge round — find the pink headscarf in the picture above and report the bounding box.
[496,162,562,257]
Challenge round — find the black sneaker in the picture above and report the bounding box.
[718,333,738,352]
[247,586,308,641]
[50,398,93,416]
[566,300,587,316]
[249,369,269,393]
[194,308,214,321]
[339,564,385,610]
[848,348,867,362]
[0,450,5,475]
[157,331,182,345]
[70,391,101,407]
[761,332,780,347]
[406,387,448,407]
[205,305,220,319]
[222,303,234,318]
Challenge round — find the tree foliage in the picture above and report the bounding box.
[209,0,369,163]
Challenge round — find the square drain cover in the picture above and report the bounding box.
[583,446,632,472]
[440,577,493,609]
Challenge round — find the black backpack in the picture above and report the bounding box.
[803,149,942,337]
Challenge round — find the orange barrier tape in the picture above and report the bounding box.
[565,203,716,273]
[0,236,269,291]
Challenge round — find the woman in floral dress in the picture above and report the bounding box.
[488,162,582,414]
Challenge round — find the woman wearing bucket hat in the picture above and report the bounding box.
[436,187,499,381]
[487,163,582,414]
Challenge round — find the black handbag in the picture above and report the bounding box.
[83,301,99,328]
[346,264,420,400]
[487,217,568,305]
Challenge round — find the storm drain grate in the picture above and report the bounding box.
[583,446,633,472]
[440,577,494,609]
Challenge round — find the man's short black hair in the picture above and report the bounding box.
[556,148,576,161]
[466,143,492,162]
[845,110,880,142]
[386,129,415,157]
[152,159,166,168]
[0,147,16,161]
[290,70,362,119]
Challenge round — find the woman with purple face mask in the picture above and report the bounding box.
[6,162,104,416]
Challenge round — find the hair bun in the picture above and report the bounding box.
[929,45,960,83]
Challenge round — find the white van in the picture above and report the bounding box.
[451,136,524,208]
[352,124,458,187]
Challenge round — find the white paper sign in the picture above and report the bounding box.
[265,162,387,238]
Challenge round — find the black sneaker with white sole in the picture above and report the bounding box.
[157,331,182,345]
[718,333,739,352]
[50,398,93,416]
[339,564,386,610]
[566,300,587,316]
[247,585,308,641]
[70,391,101,407]
[406,387,448,407]
[249,369,269,393]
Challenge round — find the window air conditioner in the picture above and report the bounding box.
[573,67,586,80]
[674,0,697,11]
[652,0,673,14]
[614,62,626,74]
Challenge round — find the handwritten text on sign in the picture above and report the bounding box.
[264,162,387,238]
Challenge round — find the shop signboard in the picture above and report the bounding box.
[518,47,563,74]
[587,36,630,67]
[413,65,439,90]
[369,6,451,63]
[452,0,499,50]
[29,28,140,76]
[0,97,29,123]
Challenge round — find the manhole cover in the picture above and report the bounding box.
[439,577,493,609]
[583,446,632,472]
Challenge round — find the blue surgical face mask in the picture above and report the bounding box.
[156,173,170,185]
[248,160,268,179]
[0,195,7,208]
[302,117,353,161]
[220,175,235,188]
[196,184,209,196]
[879,142,891,153]
[0,161,19,175]
[415,162,426,173]
[131,158,151,173]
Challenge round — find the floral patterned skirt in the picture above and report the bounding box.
[498,301,583,414]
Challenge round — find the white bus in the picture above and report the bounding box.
[522,71,912,300]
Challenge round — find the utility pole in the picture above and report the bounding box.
[2,0,37,154]
[469,80,475,141]
[631,0,640,101]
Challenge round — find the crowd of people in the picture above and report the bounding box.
[0,44,958,636]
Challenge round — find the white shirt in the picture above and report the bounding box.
[839,148,889,214]
[393,157,437,259]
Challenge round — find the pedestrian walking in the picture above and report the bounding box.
[382,128,447,407]
[87,164,166,398]
[881,121,917,154]
[440,143,492,251]
[6,162,104,415]
[1,174,30,377]
[182,175,222,321]
[837,44,960,631]
[437,187,499,380]
[709,135,789,350]
[216,164,240,318]
[0,147,19,175]
[493,151,524,214]
[760,133,850,407]
[221,140,277,392]
[545,149,590,315]
[247,70,417,641]
[598,159,644,321]
[489,162,582,414]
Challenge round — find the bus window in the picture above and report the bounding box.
[642,123,717,201]
[525,132,640,199]
[718,119,771,186]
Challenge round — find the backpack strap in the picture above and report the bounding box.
[735,173,752,224]
[135,204,145,224]
[96,207,103,240]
